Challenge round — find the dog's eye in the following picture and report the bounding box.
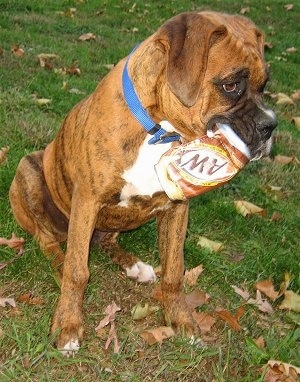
[223,82,238,93]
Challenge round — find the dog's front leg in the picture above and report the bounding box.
[51,192,98,355]
[157,202,199,336]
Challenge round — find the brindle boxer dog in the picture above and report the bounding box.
[10,11,276,355]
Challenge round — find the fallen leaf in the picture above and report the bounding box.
[66,65,81,76]
[291,116,300,129]
[269,212,283,222]
[197,236,224,252]
[286,47,297,53]
[185,289,210,309]
[78,32,96,41]
[279,272,291,295]
[254,335,265,348]
[35,98,52,106]
[264,42,274,50]
[0,233,25,255]
[215,306,245,331]
[0,297,16,308]
[140,326,175,346]
[264,360,300,382]
[255,280,279,301]
[275,92,294,105]
[11,44,25,57]
[274,155,299,165]
[240,7,250,14]
[284,4,294,11]
[95,302,121,354]
[279,290,300,312]
[291,90,300,102]
[103,64,115,70]
[231,285,250,300]
[37,53,59,68]
[247,290,274,314]
[234,200,266,217]
[95,301,121,330]
[0,146,9,165]
[131,302,160,320]
[192,311,216,334]
[17,293,44,305]
[184,264,204,286]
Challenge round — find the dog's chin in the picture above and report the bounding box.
[250,136,273,162]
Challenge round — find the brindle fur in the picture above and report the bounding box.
[9,12,276,351]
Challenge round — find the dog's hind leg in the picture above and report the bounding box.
[92,231,156,283]
[9,151,67,279]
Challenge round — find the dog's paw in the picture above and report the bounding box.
[126,261,157,283]
[60,338,80,357]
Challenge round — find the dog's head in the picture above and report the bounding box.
[133,12,277,160]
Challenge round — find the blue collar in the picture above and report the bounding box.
[122,47,181,145]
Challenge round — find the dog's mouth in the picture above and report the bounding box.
[207,107,277,161]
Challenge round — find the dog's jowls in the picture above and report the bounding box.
[9,11,277,355]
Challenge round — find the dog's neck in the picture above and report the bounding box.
[122,47,181,145]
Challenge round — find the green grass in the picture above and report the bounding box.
[0,0,300,380]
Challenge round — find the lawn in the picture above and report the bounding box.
[0,0,299,381]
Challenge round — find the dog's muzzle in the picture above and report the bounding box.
[251,105,277,161]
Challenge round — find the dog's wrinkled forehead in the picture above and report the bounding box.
[156,11,266,107]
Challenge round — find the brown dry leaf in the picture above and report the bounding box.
[264,42,274,50]
[275,92,294,105]
[185,289,210,309]
[140,326,175,346]
[95,302,121,354]
[0,147,9,165]
[284,4,294,11]
[0,233,25,255]
[78,32,96,41]
[95,301,121,330]
[0,297,16,308]
[234,200,266,217]
[231,285,250,300]
[269,211,283,223]
[215,306,245,331]
[0,47,4,56]
[131,302,160,320]
[247,290,274,314]
[291,116,300,129]
[184,264,204,286]
[17,293,44,305]
[197,236,224,252]
[240,7,250,14]
[66,65,81,76]
[264,360,300,382]
[274,155,299,165]
[291,90,300,102]
[192,311,216,334]
[37,53,59,68]
[255,280,279,301]
[279,290,300,312]
[11,44,25,57]
[254,335,265,348]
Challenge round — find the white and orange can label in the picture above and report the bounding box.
[155,124,250,200]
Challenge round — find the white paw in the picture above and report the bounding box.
[60,339,80,357]
[126,261,157,283]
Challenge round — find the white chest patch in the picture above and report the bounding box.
[119,135,172,204]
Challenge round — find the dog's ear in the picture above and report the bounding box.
[156,13,228,107]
